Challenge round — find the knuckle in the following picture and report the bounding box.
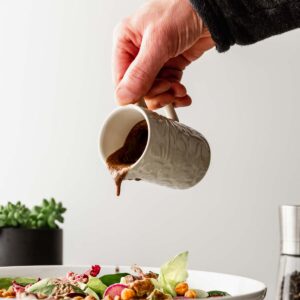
[130,65,149,82]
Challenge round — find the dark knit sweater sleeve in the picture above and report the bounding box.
[190,0,300,52]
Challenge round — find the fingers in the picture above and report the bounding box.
[145,94,192,110]
[170,81,186,98]
[115,29,168,105]
[164,55,191,70]
[146,79,172,98]
[112,43,138,86]
[145,80,190,110]
[112,20,140,86]
[145,92,175,110]
[112,17,195,107]
[173,95,192,107]
[158,68,183,81]
[147,80,186,98]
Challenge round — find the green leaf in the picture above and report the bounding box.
[208,290,230,297]
[100,273,130,286]
[26,278,53,293]
[70,284,85,294]
[35,285,56,296]
[15,277,38,286]
[0,278,13,289]
[158,252,189,296]
[85,286,100,300]
[87,277,107,296]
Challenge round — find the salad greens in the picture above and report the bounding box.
[0,252,230,299]
[26,278,56,294]
[0,278,14,290]
[14,277,38,286]
[84,286,100,300]
[100,273,130,286]
[0,277,37,289]
[208,291,230,297]
[28,284,57,297]
[158,251,189,296]
[87,277,107,297]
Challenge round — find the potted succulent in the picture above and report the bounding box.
[0,198,66,266]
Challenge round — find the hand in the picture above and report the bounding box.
[112,0,215,110]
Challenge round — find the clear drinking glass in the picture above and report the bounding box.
[277,205,300,300]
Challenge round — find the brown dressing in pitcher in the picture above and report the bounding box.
[106,120,148,196]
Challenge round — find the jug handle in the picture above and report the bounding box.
[138,99,179,122]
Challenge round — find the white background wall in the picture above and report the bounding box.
[0,1,300,299]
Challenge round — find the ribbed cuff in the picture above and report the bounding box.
[190,0,300,52]
[189,0,234,52]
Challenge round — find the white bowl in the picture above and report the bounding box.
[0,265,267,300]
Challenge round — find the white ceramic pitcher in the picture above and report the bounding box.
[99,103,210,189]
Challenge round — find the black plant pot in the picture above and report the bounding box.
[0,228,63,266]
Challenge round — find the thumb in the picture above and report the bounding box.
[115,31,168,105]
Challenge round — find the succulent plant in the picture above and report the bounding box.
[0,198,66,229]
[0,202,30,228]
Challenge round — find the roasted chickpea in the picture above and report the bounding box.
[2,291,15,298]
[121,288,136,300]
[0,286,15,298]
[175,282,189,296]
[114,296,121,300]
[73,297,84,300]
[184,289,197,298]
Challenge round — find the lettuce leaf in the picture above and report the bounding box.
[26,278,52,293]
[85,286,100,300]
[87,277,107,297]
[0,278,13,289]
[15,277,38,286]
[158,251,189,296]
[0,277,37,289]
[208,290,230,297]
[100,273,129,286]
[26,278,83,297]
[32,285,56,296]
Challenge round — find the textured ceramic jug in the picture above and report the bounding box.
[99,103,210,189]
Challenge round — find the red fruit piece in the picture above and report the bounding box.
[85,265,101,277]
[12,281,25,294]
[103,284,128,298]
[90,265,101,277]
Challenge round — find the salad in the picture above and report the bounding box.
[0,252,229,299]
